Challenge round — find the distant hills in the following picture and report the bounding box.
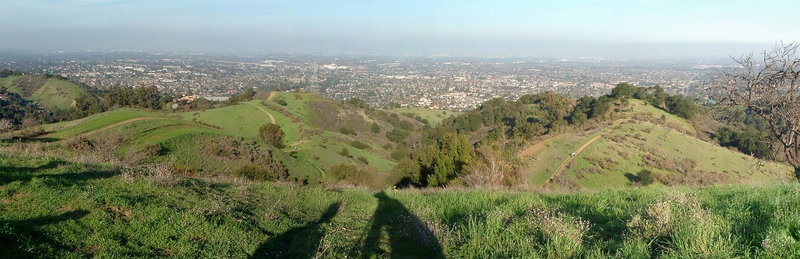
[0,72,792,190]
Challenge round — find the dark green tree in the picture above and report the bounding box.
[259,123,286,148]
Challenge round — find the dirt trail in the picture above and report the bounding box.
[267,91,277,101]
[518,134,563,158]
[249,103,276,124]
[544,119,627,184]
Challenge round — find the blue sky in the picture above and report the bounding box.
[1,0,798,57]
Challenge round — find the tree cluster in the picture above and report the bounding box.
[71,85,171,118]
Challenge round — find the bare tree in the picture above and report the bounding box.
[0,119,12,132]
[709,42,800,180]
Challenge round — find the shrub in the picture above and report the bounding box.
[140,143,163,156]
[330,163,374,186]
[371,122,381,134]
[351,140,369,150]
[636,169,655,185]
[273,97,288,106]
[386,128,408,143]
[390,148,408,161]
[234,163,281,182]
[171,163,197,176]
[259,123,285,148]
[339,147,350,157]
[357,156,369,165]
[15,125,45,139]
[339,127,356,135]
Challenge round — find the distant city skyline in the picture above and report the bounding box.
[2,0,798,58]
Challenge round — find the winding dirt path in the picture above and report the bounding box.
[249,103,276,124]
[544,119,627,184]
[267,91,277,101]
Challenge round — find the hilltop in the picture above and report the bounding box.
[522,100,791,190]
[0,74,89,110]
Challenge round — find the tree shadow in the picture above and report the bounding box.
[362,191,444,258]
[0,137,61,143]
[0,209,90,257]
[0,159,117,186]
[624,172,639,183]
[541,195,630,253]
[250,202,342,258]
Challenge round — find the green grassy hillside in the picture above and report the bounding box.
[178,92,427,174]
[523,100,792,190]
[2,151,799,258]
[0,75,88,110]
[23,91,432,184]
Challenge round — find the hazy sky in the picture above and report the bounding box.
[1,0,798,57]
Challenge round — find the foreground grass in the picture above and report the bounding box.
[2,152,800,258]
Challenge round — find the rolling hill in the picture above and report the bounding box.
[0,74,89,110]
[26,91,431,185]
[522,100,792,190]
[3,88,800,258]
[18,91,792,190]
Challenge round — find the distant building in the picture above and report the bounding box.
[177,95,200,103]
[204,96,230,102]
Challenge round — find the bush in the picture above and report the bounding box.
[371,122,381,134]
[171,163,197,176]
[274,97,288,106]
[259,123,285,148]
[386,128,408,143]
[339,127,356,135]
[233,163,280,182]
[351,140,369,150]
[357,156,369,165]
[339,147,350,157]
[390,148,408,161]
[140,143,163,156]
[330,163,374,186]
[636,169,655,186]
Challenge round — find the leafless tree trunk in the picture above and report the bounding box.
[708,42,800,180]
[0,119,12,132]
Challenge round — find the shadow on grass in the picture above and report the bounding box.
[0,159,117,186]
[250,202,342,258]
[362,191,444,258]
[541,195,630,253]
[0,137,60,143]
[0,209,90,257]
[624,172,639,183]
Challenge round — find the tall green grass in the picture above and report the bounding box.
[2,151,800,258]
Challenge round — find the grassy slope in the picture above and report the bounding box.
[524,100,792,189]
[0,75,87,109]
[0,75,23,92]
[2,152,800,258]
[32,92,406,182]
[178,92,397,173]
